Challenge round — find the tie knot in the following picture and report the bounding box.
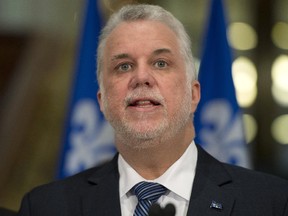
[133,181,167,203]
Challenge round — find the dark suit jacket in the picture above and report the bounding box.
[17,145,288,215]
[0,208,16,216]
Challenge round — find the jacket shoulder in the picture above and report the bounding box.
[31,156,117,195]
[223,162,288,192]
[17,156,118,215]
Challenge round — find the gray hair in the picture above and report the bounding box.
[96,4,196,89]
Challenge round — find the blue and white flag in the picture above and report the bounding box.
[194,0,250,168]
[58,0,115,179]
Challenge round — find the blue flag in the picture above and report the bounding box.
[58,0,116,178]
[194,0,250,168]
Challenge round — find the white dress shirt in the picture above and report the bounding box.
[118,141,198,216]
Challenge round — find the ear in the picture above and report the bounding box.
[97,90,104,112]
[191,80,201,113]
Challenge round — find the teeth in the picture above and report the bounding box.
[135,100,152,105]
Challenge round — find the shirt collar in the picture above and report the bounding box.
[118,141,198,201]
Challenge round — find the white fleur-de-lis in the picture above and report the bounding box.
[64,99,115,176]
[199,99,250,168]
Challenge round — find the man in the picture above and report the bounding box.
[17,4,288,216]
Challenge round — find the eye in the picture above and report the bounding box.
[117,63,132,72]
[154,60,168,68]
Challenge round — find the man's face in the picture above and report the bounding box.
[98,20,200,148]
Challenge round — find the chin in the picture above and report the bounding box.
[126,121,168,138]
[123,136,161,150]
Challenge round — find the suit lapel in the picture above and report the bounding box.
[187,146,235,216]
[79,146,236,216]
[82,154,122,216]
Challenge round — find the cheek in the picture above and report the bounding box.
[103,72,130,91]
[101,71,132,111]
[169,74,187,92]
[161,79,187,107]
[102,82,127,108]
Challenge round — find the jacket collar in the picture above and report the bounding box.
[187,145,235,216]
[82,146,235,216]
[82,154,121,216]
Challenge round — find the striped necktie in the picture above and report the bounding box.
[133,181,167,216]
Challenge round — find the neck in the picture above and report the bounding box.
[116,123,195,180]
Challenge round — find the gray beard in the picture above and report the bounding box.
[101,85,192,150]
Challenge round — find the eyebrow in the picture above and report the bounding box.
[110,48,173,62]
[152,48,173,56]
[111,53,130,61]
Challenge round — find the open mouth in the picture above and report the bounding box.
[128,98,161,108]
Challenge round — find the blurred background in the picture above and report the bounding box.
[0,0,288,211]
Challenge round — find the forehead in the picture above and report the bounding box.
[104,20,181,57]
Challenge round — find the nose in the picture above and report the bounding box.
[129,64,156,89]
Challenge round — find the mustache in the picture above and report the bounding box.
[124,88,165,106]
